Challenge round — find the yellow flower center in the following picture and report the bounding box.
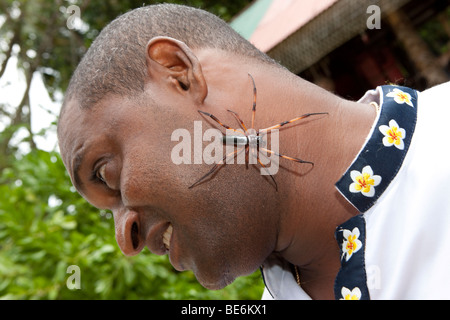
[397,92,410,104]
[344,293,360,300]
[354,173,375,193]
[346,235,359,255]
[387,126,402,145]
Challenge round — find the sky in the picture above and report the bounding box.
[0,4,88,154]
[0,45,60,153]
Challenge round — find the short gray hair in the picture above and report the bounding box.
[63,3,277,111]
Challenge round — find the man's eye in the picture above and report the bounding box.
[96,164,107,184]
[91,159,120,193]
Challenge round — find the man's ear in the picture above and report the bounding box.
[146,36,207,104]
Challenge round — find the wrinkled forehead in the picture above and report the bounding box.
[57,96,119,192]
[57,98,89,168]
[58,97,113,156]
[57,93,138,167]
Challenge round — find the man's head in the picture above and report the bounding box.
[58,4,283,289]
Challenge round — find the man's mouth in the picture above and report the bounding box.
[163,224,173,250]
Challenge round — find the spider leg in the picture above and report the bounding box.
[259,112,328,132]
[188,147,244,189]
[198,110,241,133]
[248,73,257,129]
[259,147,314,166]
[257,157,278,191]
[245,145,250,169]
[227,109,248,132]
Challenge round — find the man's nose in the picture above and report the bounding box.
[113,209,144,256]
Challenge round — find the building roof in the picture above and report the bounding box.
[230,0,338,52]
[231,0,410,73]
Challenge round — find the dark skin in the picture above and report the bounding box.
[58,36,376,299]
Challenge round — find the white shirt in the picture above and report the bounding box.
[261,81,450,300]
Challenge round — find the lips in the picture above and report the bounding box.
[145,221,185,271]
[145,221,171,255]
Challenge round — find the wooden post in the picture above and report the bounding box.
[387,9,449,87]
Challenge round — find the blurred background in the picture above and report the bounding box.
[0,0,448,299]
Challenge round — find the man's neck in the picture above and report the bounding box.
[199,53,377,298]
[253,68,377,299]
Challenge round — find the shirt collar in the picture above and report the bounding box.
[335,85,419,213]
[333,85,419,300]
[261,85,420,300]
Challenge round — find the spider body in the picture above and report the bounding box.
[189,74,327,190]
[221,134,261,147]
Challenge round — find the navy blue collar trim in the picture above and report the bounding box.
[333,85,419,300]
[334,214,369,300]
[335,85,419,213]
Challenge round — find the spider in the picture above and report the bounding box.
[189,73,328,191]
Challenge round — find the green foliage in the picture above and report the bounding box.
[0,150,264,299]
[0,0,263,299]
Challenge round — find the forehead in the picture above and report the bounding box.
[58,96,139,196]
[59,94,135,145]
[59,99,103,152]
[58,96,128,171]
[58,90,183,180]
[58,93,161,165]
